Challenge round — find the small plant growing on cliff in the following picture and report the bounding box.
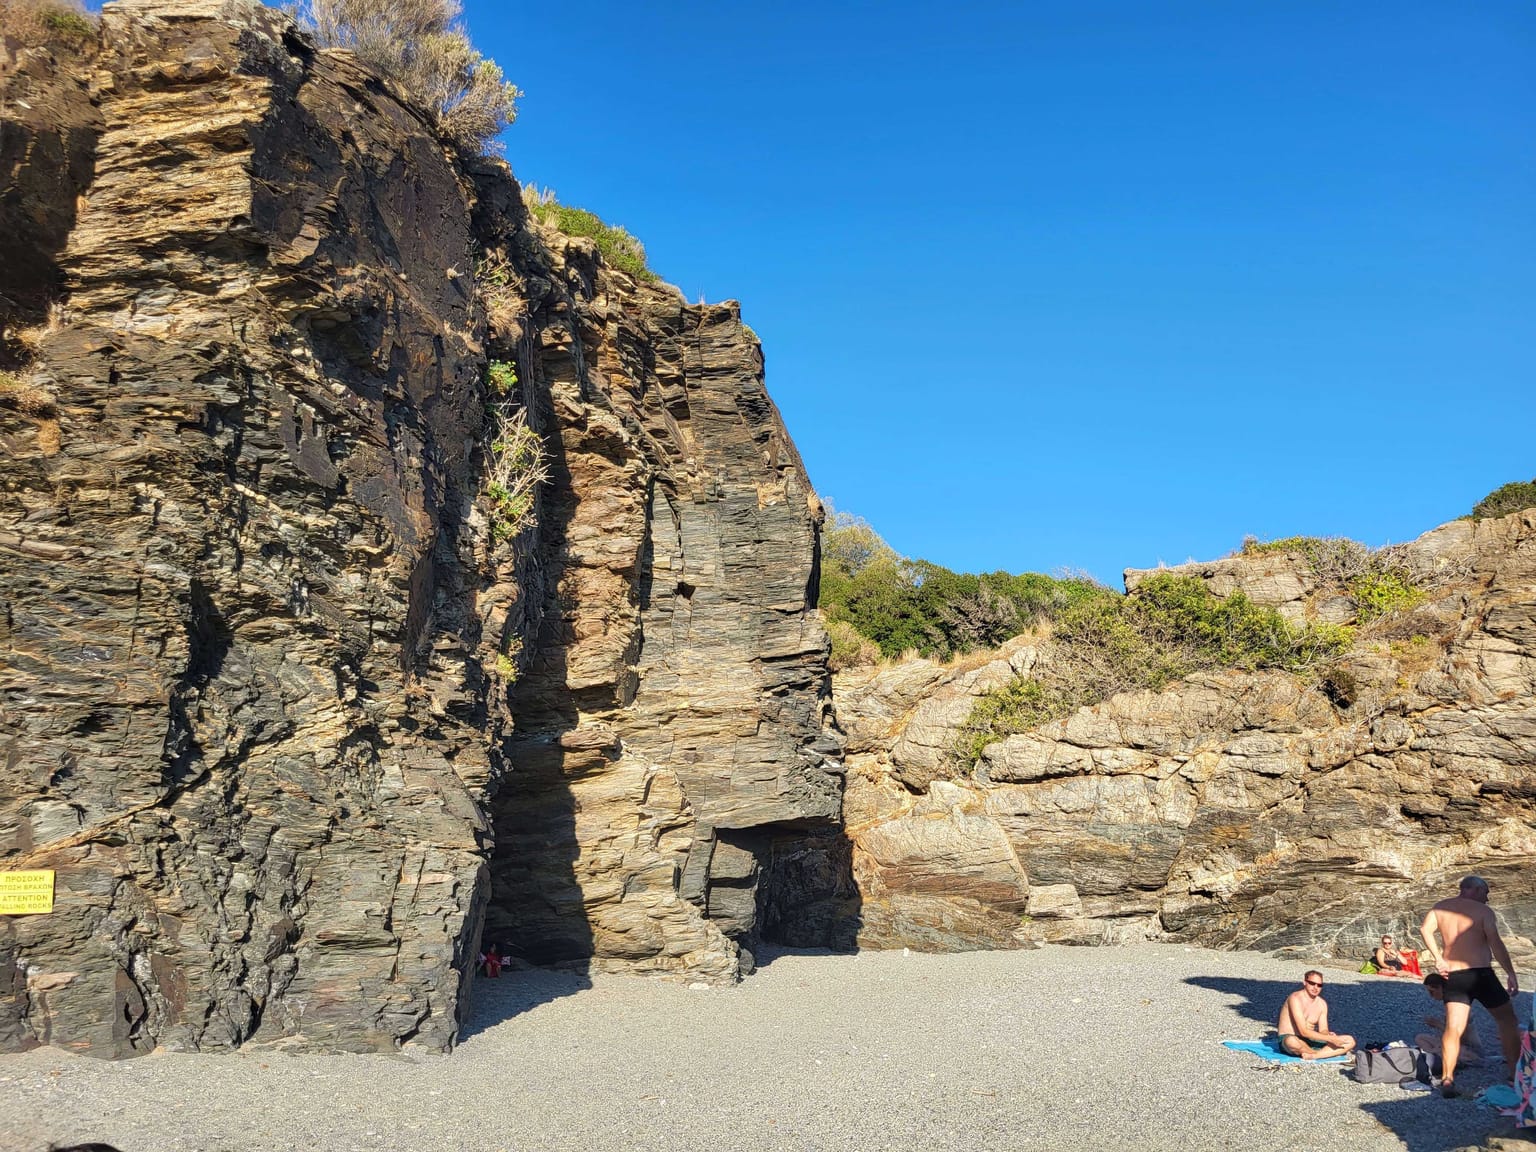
[0,370,54,415]
[493,645,520,683]
[475,250,523,340]
[300,0,521,153]
[482,360,546,545]
[0,0,96,51]
[1349,570,1424,622]
[486,359,518,399]
[826,619,880,672]
[521,186,658,284]
[1471,478,1536,521]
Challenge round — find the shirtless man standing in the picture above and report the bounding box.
[1276,970,1356,1059]
[1419,875,1521,1097]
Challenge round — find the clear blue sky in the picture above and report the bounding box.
[466,0,1535,585]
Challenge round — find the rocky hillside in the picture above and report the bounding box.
[1,0,835,1056]
[784,513,1536,959]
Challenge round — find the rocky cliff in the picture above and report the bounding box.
[5,0,1531,1067]
[800,514,1536,958]
[0,0,835,1056]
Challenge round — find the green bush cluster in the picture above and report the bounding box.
[0,0,96,51]
[41,5,93,43]
[486,359,518,398]
[955,573,1352,763]
[817,512,1109,663]
[1472,479,1536,521]
[1239,535,1327,557]
[525,194,657,284]
[1349,571,1424,621]
[1239,532,1426,626]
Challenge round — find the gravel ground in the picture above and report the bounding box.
[1,943,1526,1152]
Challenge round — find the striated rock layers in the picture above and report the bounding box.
[0,0,835,1056]
[792,514,1536,959]
[468,172,837,980]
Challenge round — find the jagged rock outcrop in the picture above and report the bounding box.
[0,0,836,1056]
[801,514,1536,957]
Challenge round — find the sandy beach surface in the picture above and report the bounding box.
[1,943,1525,1152]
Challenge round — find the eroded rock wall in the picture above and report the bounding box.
[811,513,1536,959]
[0,0,838,1055]
[470,185,840,978]
[0,0,508,1055]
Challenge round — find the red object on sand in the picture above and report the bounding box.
[1403,949,1422,977]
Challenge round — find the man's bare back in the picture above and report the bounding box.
[1424,896,1498,971]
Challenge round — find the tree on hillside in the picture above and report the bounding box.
[301,0,520,152]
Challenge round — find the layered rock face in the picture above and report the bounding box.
[0,0,836,1056]
[470,182,838,980]
[802,514,1536,958]
[1,0,502,1056]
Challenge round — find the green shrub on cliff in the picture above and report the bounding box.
[1238,532,1427,625]
[0,0,96,50]
[481,360,545,544]
[1471,478,1536,521]
[301,0,520,153]
[955,574,1352,762]
[1349,570,1424,621]
[816,509,1110,662]
[521,187,657,284]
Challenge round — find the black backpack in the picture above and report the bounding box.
[1352,1046,1432,1085]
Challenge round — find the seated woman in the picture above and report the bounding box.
[1373,934,1418,977]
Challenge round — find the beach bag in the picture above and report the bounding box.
[1352,1046,1424,1084]
[1359,959,1379,974]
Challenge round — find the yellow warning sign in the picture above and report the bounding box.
[0,871,55,915]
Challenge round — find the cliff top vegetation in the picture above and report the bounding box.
[1472,478,1536,521]
[521,185,658,284]
[299,0,519,153]
[818,510,1109,669]
[0,0,96,53]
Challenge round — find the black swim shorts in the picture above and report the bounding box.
[1443,966,1510,1010]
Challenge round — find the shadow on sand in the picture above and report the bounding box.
[457,966,593,1043]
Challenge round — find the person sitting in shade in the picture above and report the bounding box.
[480,943,505,978]
[1374,933,1419,978]
[1276,970,1357,1059]
[1417,973,1485,1066]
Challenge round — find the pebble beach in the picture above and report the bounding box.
[1,943,1523,1152]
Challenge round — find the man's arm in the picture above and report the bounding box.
[1420,908,1444,973]
[1291,996,1334,1043]
[1314,1001,1340,1043]
[1485,906,1519,996]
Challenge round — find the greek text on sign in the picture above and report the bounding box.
[0,871,55,915]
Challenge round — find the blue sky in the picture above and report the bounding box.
[466,0,1535,584]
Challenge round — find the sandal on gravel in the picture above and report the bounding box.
[1440,1080,1460,1098]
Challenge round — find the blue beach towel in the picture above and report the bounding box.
[1222,1038,1351,1065]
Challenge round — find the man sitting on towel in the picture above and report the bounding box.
[1276,970,1356,1059]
